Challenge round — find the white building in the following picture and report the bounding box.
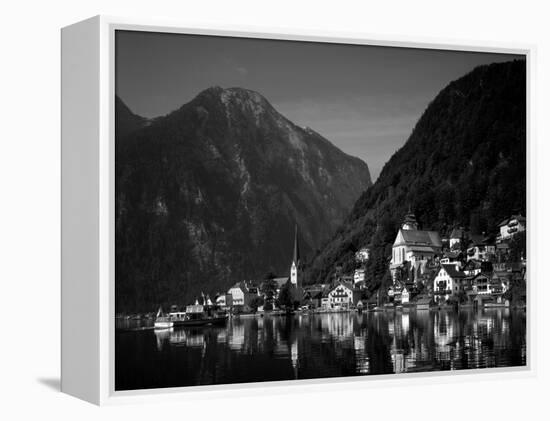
[227,283,246,306]
[353,268,366,285]
[390,210,442,282]
[433,264,466,302]
[216,293,233,309]
[328,282,354,308]
[355,247,370,263]
[401,287,410,304]
[497,215,526,242]
[227,281,259,308]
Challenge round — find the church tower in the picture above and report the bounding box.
[290,224,301,287]
[401,206,418,230]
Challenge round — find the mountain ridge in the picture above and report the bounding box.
[115,87,372,311]
[304,59,526,288]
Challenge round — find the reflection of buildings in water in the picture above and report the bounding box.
[320,314,354,344]
[474,310,510,367]
[168,329,205,349]
[154,328,172,351]
[353,335,369,374]
[433,312,465,369]
[291,337,299,379]
[228,321,245,351]
[392,350,405,374]
[389,314,409,373]
[388,319,395,336]
[216,329,227,344]
[401,313,410,336]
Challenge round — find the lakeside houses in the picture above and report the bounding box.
[382,209,526,309]
[184,212,525,315]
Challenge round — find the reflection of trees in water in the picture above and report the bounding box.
[363,314,394,375]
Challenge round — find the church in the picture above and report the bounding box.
[290,223,301,287]
[389,209,442,283]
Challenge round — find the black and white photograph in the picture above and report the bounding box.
[114,30,527,391]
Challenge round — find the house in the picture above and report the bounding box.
[215,293,233,309]
[433,264,466,302]
[355,247,370,263]
[401,287,410,304]
[466,235,496,262]
[495,243,510,262]
[390,210,442,282]
[440,250,462,265]
[303,284,327,308]
[497,215,526,242]
[303,289,324,308]
[227,281,259,310]
[327,282,354,309]
[354,268,366,285]
[463,259,482,276]
[470,272,492,295]
[449,227,466,249]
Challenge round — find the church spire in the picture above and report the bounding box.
[293,223,300,265]
[290,223,301,286]
[402,206,418,230]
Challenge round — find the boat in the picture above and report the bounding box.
[175,304,228,327]
[154,307,175,329]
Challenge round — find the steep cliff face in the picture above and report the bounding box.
[115,87,371,311]
[305,60,526,287]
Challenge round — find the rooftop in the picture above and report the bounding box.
[398,229,442,248]
[441,264,466,278]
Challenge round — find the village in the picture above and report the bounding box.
[181,210,527,316]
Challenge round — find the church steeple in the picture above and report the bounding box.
[290,223,301,286]
[293,223,300,265]
[402,206,418,230]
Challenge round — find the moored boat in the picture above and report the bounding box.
[175,304,228,327]
[154,307,174,329]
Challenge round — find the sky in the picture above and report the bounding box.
[116,30,523,180]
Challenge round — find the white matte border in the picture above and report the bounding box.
[96,15,535,405]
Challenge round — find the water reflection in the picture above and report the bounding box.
[116,309,526,391]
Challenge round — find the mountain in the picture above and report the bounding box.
[115,87,371,311]
[304,60,526,288]
[115,95,148,138]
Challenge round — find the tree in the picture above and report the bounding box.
[277,281,294,310]
[508,231,527,262]
[249,296,264,312]
[261,278,277,301]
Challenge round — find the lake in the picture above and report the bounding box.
[115,308,526,391]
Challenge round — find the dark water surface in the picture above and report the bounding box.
[115,309,526,391]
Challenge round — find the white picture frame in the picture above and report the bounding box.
[61,15,535,405]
